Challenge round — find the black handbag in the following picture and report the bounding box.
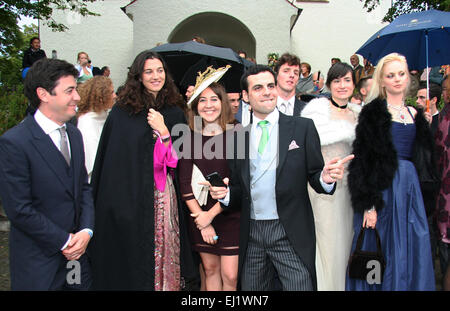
[348,227,386,282]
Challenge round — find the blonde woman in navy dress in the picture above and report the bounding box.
[346,53,436,290]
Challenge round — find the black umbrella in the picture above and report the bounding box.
[151,41,251,93]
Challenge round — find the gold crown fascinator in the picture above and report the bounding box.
[186,65,231,106]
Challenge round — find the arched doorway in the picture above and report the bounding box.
[168,12,256,58]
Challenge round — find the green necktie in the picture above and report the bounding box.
[258,120,269,155]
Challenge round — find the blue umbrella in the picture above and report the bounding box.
[356,9,450,111]
[356,9,450,71]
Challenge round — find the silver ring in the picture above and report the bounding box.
[213,235,219,240]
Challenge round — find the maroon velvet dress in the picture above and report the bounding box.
[178,131,240,256]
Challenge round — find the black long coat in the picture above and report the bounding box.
[89,104,197,290]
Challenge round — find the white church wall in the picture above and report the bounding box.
[39,0,134,89]
[291,0,391,77]
[39,0,392,89]
[126,0,297,64]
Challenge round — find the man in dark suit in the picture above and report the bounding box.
[209,65,353,290]
[416,81,442,136]
[0,58,94,290]
[22,37,47,116]
[234,99,252,126]
[22,37,46,70]
[274,53,306,116]
[350,54,364,85]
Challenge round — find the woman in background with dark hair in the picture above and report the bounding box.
[301,62,359,290]
[89,50,196,290]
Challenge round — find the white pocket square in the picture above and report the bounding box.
[288,140,300,150]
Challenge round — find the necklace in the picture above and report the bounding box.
[330,97,348,111]
[387,103,407,125]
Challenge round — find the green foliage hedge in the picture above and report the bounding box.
[0,85,28,136]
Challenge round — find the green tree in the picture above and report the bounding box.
[0,1,101,134]
[0,23,38,87]
[361,0,450,22]
[1,0,101,57]
[0,23,38,135]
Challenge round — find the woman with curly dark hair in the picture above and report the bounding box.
[116,51,186,114]
[76,76,116,182]
[89,50,196,290]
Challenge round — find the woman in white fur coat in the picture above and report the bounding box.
[301,62,359,291]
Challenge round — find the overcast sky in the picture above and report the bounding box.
[18,15,38,29]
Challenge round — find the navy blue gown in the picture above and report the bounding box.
[346,117,435,290]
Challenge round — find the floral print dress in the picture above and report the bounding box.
[435,102,450,245]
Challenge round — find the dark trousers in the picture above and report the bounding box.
[241,219,313,291]
[49,253,92,291]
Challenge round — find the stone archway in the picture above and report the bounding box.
[168,12,256,58]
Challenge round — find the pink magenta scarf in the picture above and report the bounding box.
[153,137,178,191]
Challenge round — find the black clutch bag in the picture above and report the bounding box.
[348,227,386,282]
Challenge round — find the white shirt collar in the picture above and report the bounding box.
[250,109,279,159]
[252,108,279,129]
[300,73,312,79]
[277,96,296,115]
[34,109,66,134]
[277,95,295,106]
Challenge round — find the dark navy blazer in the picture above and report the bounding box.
[0,115,94,290]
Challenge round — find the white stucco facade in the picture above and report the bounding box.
[39,0,134,89]
[124,0,295,63]
[39,0,391,89]
[291,0,391,76]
